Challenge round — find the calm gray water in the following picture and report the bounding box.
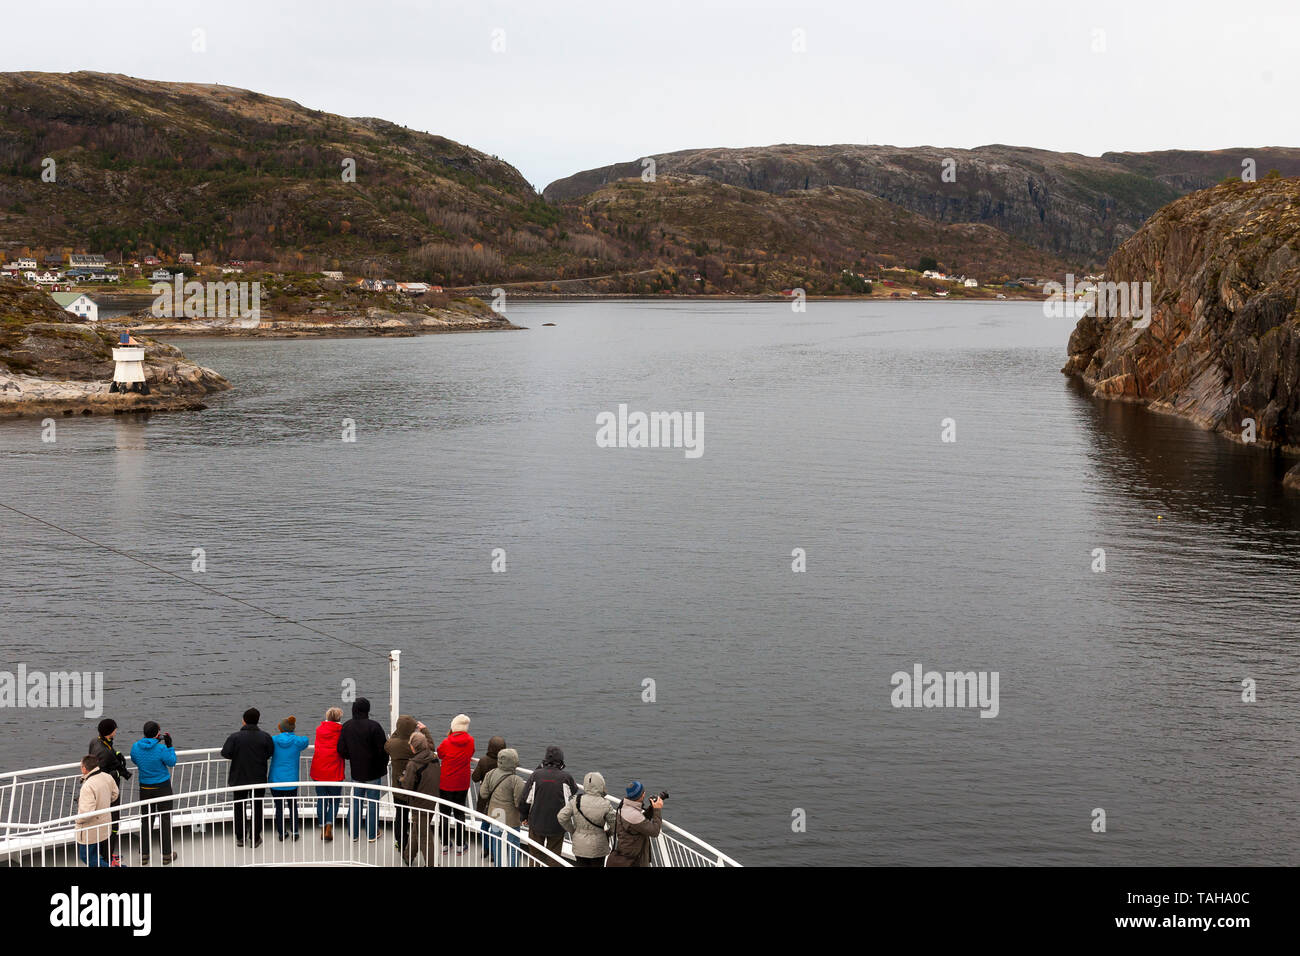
[2,300,1298,866]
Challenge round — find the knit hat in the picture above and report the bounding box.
[450,713,470,733]
[142,721,160,738]
[279,716,296,733]
[626,780,644,800]
[97,718,117,737]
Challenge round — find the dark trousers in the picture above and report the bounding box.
[314,784,341,825]
[439,789,468,848]
[137,781,174,856]
[574,854,606,867]
[233,789,264,842]
[108,793,122,856]
[272,789,300,837]
[540,831,565,866]
[403,814,438,866]
[395,803,411,850]
[78,842,111,867]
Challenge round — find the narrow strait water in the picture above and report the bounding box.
[2,300,1297,865]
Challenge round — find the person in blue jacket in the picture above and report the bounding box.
[129,721,178,864]
[269,716,310,840]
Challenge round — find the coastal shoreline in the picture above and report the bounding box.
[443,292,1045,304]
[0,394,212,418]
[134,321,522,339]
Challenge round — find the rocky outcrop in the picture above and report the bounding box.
[1,286,229,416]
[1062,177,1300,486]
[129,304,515,337]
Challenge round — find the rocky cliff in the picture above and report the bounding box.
[1062,177,1300,486]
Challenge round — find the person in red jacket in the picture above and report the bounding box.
[436,714,475,856]
[309,707,345,842]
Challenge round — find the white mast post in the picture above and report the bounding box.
[388,649,401,735]
[387,649,401,794]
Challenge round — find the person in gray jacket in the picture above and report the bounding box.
[479,748,527,867]
[558,771,617,867]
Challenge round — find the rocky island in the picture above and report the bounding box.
[0,285,229,417]
[1063,177,1300,486]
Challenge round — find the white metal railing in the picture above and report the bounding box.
[1,747,740,867]
[1,782,568,867]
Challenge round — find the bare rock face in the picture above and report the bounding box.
[1062,177,1300,486]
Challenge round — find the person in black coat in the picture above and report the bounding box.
[337,697,388,841]
[518,745,579,865]
[220,707,275,847]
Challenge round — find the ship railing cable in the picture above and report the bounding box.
[0,500,388,660]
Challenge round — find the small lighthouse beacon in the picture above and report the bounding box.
[109,332,150,394]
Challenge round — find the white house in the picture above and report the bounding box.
[396,281,430,294]
[49,291,99,322]
[322,270,344,281]
[69,253,107,268]
[150,268,173,281]
[964,278,979,288]
[17,258,38,270]
[34,271,63,285]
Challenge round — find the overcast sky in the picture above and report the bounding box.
[3,0,1296,192]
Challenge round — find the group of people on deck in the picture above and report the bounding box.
[76,697,664,868]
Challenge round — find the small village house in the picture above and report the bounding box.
[49,291,99,323]
[69,253,107,269]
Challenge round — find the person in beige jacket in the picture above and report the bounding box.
[76,754,119,867]
[479,748,527,867]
